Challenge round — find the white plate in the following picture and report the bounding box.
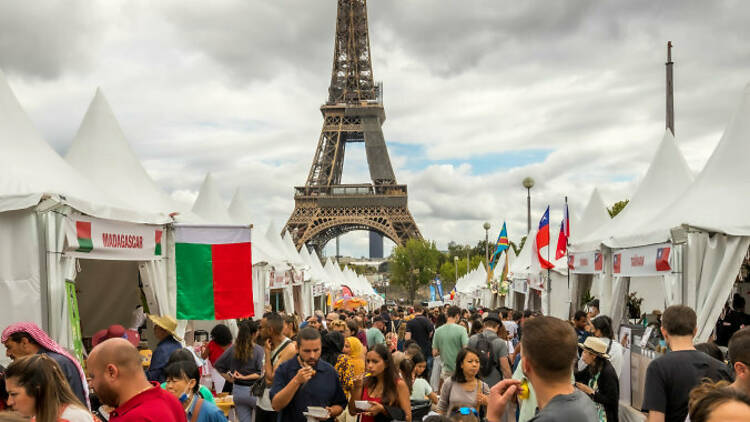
[354,401,372,410]
[303,412,330,419]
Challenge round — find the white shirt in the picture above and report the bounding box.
[502,320,518,338]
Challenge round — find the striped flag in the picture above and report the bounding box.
[175,225,254,320]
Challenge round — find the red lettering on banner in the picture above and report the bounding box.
[580,258,589,266]
[631,255,645,267]
[101,233,144,249]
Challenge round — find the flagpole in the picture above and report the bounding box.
[547,207,551,316]
[565,196,572,317]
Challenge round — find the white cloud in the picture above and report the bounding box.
[1,0,748,257]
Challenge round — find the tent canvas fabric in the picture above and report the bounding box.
[192,173,233,224]
[65,89,180,216]
[228,188,253,225]
[0,71,167,224]
[584,130,694,250]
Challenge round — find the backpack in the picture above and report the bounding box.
[475,332,496,378]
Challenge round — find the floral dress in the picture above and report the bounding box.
[335,353,355,396]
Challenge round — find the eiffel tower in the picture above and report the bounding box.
[284,0,421,255]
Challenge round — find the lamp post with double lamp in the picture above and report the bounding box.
[483,222,491,267]
[522,177,535,234]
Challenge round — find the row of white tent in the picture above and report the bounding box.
[496,83,750,345]
[0,70,379,355]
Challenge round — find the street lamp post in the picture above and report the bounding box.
[483,222,491,266]
[523,177,535,234]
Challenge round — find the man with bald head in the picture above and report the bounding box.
[88,338,186,421]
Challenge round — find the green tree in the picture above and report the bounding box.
[438,255,485,287]
[389,239,442,303]
[608,200,630,218]
[512,236,527,256]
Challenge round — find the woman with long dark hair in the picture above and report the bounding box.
[214,320,264,422]
[591,316,624,377]
[4,354,96,422]
[322,331,354,396]
[349,344,411,422]
[575,337,619,422]
[436,347,489,416]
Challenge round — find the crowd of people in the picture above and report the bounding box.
[1,301,749,422]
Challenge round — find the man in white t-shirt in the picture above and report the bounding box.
[501,309,518,340]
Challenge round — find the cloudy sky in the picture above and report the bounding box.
[2,0,749,258]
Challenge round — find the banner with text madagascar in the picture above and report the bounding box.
[64,213,164,261]
[175,225,254,320]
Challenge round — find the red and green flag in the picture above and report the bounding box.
[76,221,93,253]
[175,225,254,320]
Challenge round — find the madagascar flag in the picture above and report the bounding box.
[76,221,93,253]
[175,226,254,320]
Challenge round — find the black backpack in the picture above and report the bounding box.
[475,332,496,378]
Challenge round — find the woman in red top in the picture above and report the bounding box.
[202,324,233,365]
[202,324,233,393]
[349,344,411,422]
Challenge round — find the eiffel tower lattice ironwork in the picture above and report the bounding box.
[284,0,421,253]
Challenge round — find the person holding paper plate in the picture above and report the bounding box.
[349,344,411,422]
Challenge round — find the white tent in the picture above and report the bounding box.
[568,189,612,313]
[0,71,171,357]
[192,173,233,224]
[582,131,695,323]
[61,88,190,341]
[65,89,180,216]
[228,188,253,225]
[607,85,750,342]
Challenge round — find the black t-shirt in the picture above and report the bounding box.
[643,350,732,422]
[407,315,434,357]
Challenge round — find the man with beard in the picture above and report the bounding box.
[270,328,347,422]
[257,313,296,422]
[88,338,185,421]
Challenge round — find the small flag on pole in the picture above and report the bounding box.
[535,207,555,270]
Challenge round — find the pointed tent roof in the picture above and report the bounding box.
[192,173,233,224]
[0,70,165,222]
[310,250,330,282]
[228,188,253,225]
[323,258,342,290]
[65,89,178,215]
[569,189,610,250]
[587,130,694,248]
[265,221,299,265]
[281,230,306,267]
[509,229,536,276]
[629,83,750,243]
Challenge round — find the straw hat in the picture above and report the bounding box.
[578,336,610,359]
[147,314,182,341]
